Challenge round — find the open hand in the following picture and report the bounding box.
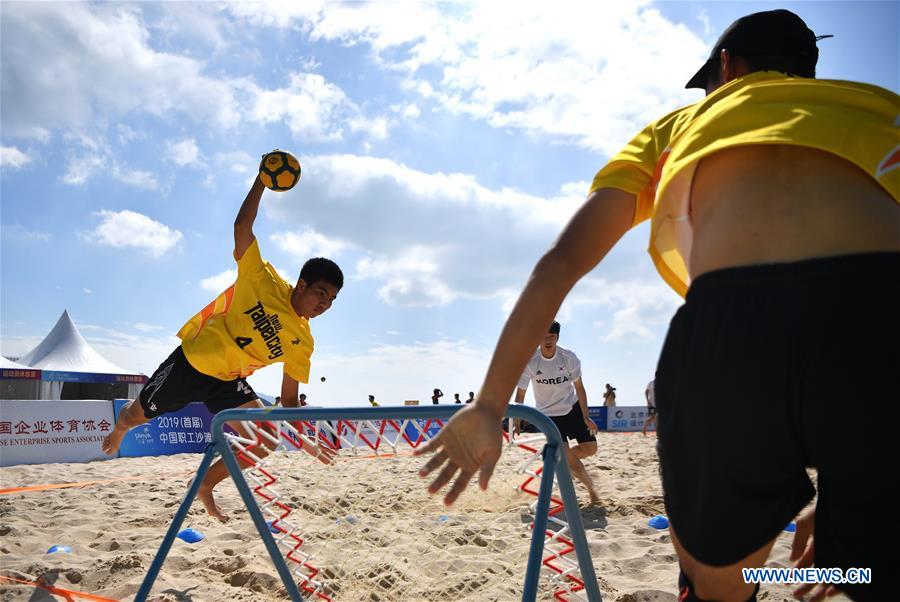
[414,404,503,505]
[790,508,839,601]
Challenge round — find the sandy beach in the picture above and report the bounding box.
[1,431,834,601]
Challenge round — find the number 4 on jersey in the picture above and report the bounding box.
[235,336,253,349]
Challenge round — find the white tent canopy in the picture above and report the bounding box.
[16,310,146,399]
[1,356,34,370]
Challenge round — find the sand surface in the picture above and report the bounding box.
[0,431,840,601]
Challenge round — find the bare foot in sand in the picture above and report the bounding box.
[588,490,601,506]
[101,425,128,456]
[198,483,229,523]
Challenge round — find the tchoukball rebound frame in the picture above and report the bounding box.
[136,405,602,602]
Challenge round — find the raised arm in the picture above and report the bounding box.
[417,187,636,504]
[234,175,266,261]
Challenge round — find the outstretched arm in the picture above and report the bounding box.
[417,187,636,504]
[234,175,266,261]
[574,379,597,434]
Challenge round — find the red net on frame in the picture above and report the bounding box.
[223,418,591,601]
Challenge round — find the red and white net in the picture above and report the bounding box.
[223,417,590,601]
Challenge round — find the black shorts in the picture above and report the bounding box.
[656,253,897,600]
[549,403,596,444]
[137,346,259,419]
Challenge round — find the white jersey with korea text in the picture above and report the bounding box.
[517,346,582,417]
[645,380,656,409]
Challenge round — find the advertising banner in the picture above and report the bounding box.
[41,371,147,384]
[587,406,608,431]
[114,399,215,457]
[0,368,41,380]
[606,406,653,432]
[0,399,115,466]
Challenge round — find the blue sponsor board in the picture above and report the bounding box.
[114,399,215,457]
[43,371,147,384]
[606,406,652,432]
[587,406,608,431]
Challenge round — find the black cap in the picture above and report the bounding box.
[548,321,561,335]
[685,9,831,89]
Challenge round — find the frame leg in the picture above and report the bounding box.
[136,444,218,602]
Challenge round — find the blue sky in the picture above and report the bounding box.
[2,1,897,406]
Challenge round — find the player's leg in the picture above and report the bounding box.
[796,254,896,602]
[101,397,150,455]
[102,347,186,455]
[655,263,818,600]
[197,397,272,522]
[642,412,656,435]
[672,530,773,601]
[565,443,599,504]
[552,405,600,503]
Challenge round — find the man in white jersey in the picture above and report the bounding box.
[513,321,599,504]
[642,379,657,436]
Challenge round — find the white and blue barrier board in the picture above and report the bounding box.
[0,399,115,466]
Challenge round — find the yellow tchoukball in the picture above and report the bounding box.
[259,150,301,191]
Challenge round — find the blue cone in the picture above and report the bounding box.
[47,545,72,554]
[176,528,204,543]
[784,522,796,532]
[648,515,669,529]
[267,520,281,534]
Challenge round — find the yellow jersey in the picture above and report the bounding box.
[590,71,900,297]
[177,239,314,382]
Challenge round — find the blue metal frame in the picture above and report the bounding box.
[136,405,602,601]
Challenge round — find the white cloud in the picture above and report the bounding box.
[200,269,237,292]
[61,134,158,189]
[63,154,105,186]
[214,150,256,174]
[1,2,240,139]
[1,146,31,169]
[247,72,389,143]
[357,250,455,307]
[112,166,158,190]
[83,210,183,257]
[83,288,92,294]
[134,322,165,333]
[264,153,590,307]
[230,2,707,154]
[270,229,349,260]
[166,138,200,166]
[247,338,491,403]
[560,277,682,342]
[391,103,421,120]
[0,224,53,242]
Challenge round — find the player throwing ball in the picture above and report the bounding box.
[513,321,599,504]
[103,154,342,521]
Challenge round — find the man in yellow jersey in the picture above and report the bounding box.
[102,171,343,522]
[418,10,897,601]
